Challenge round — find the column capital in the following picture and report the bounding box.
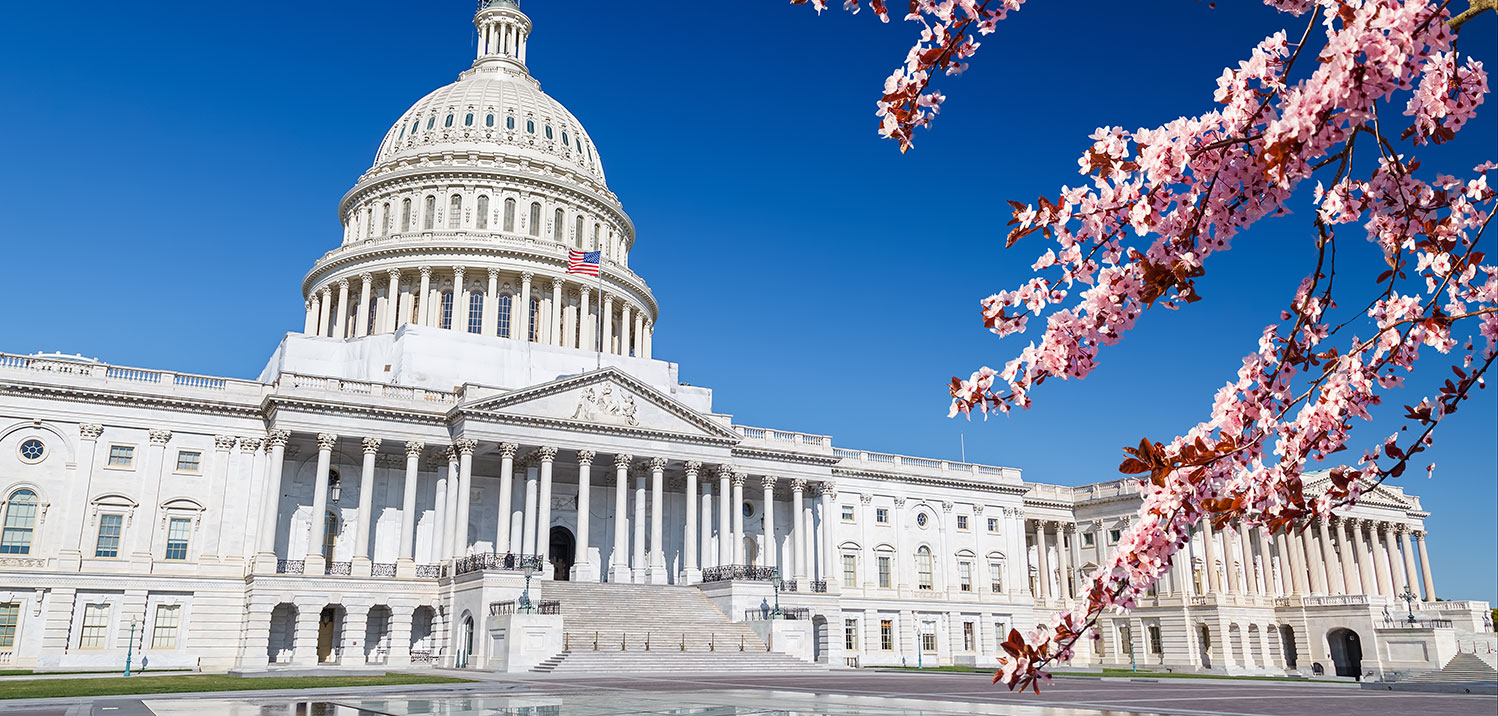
[320,286,332,297]
[730,473,746,488]
[973,504,985,515]
[149,429,172,446]
[819,482,839,499]
[1090,518,1104,529]
[452,266,466,280]
[387,267,402,279]
[715,464,735,480]
[684,460,702,476]
[1393,523,1409,535]
[892,496,906,508]
[316,433,339,451]
[454,438,478,456]
[214,435,238,451]
[535,446,559,463]
[1062,522,1077,534]
[521,271,534,284]
[358,271,374,284]
[488,267,501,279]
[759,474,777,489]
[649,456,668,472]
[237,436,262,453]
[337,277,350,290]
[419,265,433,277]
[549,277,563,291]
[940,500,953,513]
[859,492,873,505]
[1412,529,1427,540]
[444,445,458,462]
[361,437,381,454]
[404,441,425,458]
[614,453,633,469]
[577,449,596,466]
[266,429,292,448]
[79,423,103,440]
[498,442,519,459]
[580,285,591,297]
[790,478,808,493]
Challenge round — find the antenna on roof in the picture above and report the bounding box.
[960,432,966,463]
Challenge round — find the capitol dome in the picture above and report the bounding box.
[299,0,659,362]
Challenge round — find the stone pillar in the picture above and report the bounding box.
[791,479,808,581]
[452,267,469,332]
[1334,518,1358,594]
[521,462,539,557]
[801,486,815,581]
[574,450,595,581]
[860,494,876,589]
[1224,525,1245,594]
[535,446,557,565]
[634,312,645,356]
[820,483,839,589]
[1055,523,1072,600]
[1398,526,1422,600]
[1278,531,1302,595]
[342,603,370,666]
[396,441,422,576]
[731,473,746,566]
[1370,522,1393,596]
[1415,530,1436,601]
[453,438,477,558]
[647,457,668,583]
[1314,519,1338,594]
[1201,519,1220,594]
[495,443,517,555]
[620,304,633,356]
[1382,523,1406,595]
[610,454,631,582]
[483,268,500,337]
[682,461,701,583]
[519,271,534,341]
[700,481,715,571]
[1034,521,1051,600]
[417,266,433,326]
[1255,527,1274,595]
[602,294,615,354]
[386,269,401,332]
[643,319,653,359]
[352,437,379,576]
[1008,509,1027,597]
[317,287,332,336]
[196,435,235,563]
[291,600,323,666]
[759,475,776,572]
[333,279,350,338]
[632,468,647,583]
[1349,519,1376,595]
[305,433,338,574]
[717,465,733,567]
[304,299,317,334]
[439,449,457,559]
[550,278,564,347]
[356,273,373,338]
[579,285,593,351]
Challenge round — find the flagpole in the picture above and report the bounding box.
[596,260,603,370]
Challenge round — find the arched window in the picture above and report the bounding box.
[528,202,541,236]
[410,121,419,136]
[506,116,516,130]
[464,113,474,126]
[915,546,934,590]
[503,198,515,232]
[381,202,391,235]
[367,297,378,334]
[592,224,600,251]
[0,489,38,555]
[562,131,569,146]
[497,293,513,338]
[422,196,436,230]
[439,290,454,330]
[553,209,564,242]
[475,196,489,230]
[426,117,435,130]
[467,292,483,334]
[526,119,535,134]
[322,511,339,559]
[401,198,412,232]
[544,125,553,139]
[443,114,454,128]
[364,208,374,237]
[574,216,584,248]
[485,114,494,127]
[397,125,405,141]
[448,195,462,229]
[528,298,539,341]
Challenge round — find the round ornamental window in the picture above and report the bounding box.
[742,502,755,518]
[915,512,929,528]
[18,439,45,463]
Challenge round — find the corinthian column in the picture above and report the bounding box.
[1350,519,1376,595]
[254,430,291,574]
[790,479,808,581]
[333,279,350,338]
[417,266,433,326]
[386,269,401,332]
[1370,521,1393,596]
[454,438,477,558]
[718,465,733,567]
[761,475,777,572]
[355,273,373,337]
[1398,525,1422,600]
[535,446,558,566]
[351,437,379,576]
[550,278,564,347]
[1201,518,1220,594]
[731,473,746,566]
[632,466,646,583]
[305,433,338,573]
[820,482,839,589]
[396,441,422,576]
[609,454,632,582]
[1415,530,1436,601]
[519,272,534,341]
[494,443,517,555]
[1382,523,1406,595]
[647,457,668,584]
[682,461,701,583]
[574,450,595,582]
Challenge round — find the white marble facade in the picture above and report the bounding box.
[0,0,1488,678]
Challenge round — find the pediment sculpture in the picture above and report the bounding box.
[571,384,639,427]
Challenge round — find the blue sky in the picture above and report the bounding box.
[1,2,1493,602]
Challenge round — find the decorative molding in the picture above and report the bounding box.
[79,423,103,440]
[316,433,339,451]
[404,440,425,458]
[214,435,237,451]
[570,384,638,427]
[454,437,478,456]
[614,453,633,470]
[148,429,172,446]
[238,436,262,453]
[576,449,596,467]
[362,437,382,454]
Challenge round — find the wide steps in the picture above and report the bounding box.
[1402,653,1498,683]
[533,648,824,674]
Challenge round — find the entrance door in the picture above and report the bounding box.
[317,607,336,663]
[455,615,474,668]
[1280,625,1299,669]
[1327,628,1362,678]
[1197,624,1212,670]
[549,526,576,581]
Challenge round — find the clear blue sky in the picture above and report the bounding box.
[1,2,1492,602]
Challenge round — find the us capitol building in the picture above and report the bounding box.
[1,1,1490,679]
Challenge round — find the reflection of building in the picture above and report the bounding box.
[0,0,1490,678]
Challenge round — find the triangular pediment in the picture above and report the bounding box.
[1303,469,1416,510]
[461,368,741,443]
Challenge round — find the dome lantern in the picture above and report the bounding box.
[474,0,532,71]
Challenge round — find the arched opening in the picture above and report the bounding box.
[410,606,436,663]
[267,603,297,665]
[1280,625,1299,669]
[812,615,829,663]
[1197,624,1213,670]
[456,614,475,668]
[365,605,393,665]
[549,526,575,581]
[317,605,345,664]
[1327,628,1362,678]
[743,536,759,568]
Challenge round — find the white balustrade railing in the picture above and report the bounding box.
[279,372,457,405]
[0,352,260,396]
[731,425,831,450]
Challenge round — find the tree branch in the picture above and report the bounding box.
[1450,0,1495,29]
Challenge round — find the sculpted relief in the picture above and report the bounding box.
[571,384,639,427]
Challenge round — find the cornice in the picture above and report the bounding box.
[264,395,450,428]
[0,380,264,420]
[461,410,737,447]
[831,466,1028,495]
[731,446,840,467]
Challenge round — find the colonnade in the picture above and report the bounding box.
[1026,516,1436,604]
[301,267,653,359]
[253,432,837,586]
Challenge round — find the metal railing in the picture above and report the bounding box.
[371,562,397,577]
[325,561,352,576]
[490,600,561,616]
[455,552,545,576]
[564,631,755,652]
[743,607,811,621]
[413,564,442,579]
[275,560,305,575]
[781,579,798,592]
[702,565,778,582]
[810,580,828,593]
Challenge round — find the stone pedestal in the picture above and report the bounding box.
[351,556,373,578]
[485,612,563,672]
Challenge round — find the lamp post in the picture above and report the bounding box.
[771,570,783,619]
[124,618,137,677]
[1398,587,1420,625]
[519,562,536,613]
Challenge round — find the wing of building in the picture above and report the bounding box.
[0,0,1490,679]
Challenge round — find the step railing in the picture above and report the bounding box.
[560,630,768,654]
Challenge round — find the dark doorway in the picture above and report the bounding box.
[1280,625,1299,669]
[1197,624,1213,670]
[549,526,575,581]
[1327,628,1362,678]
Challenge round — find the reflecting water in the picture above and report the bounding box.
[141,689,1133,716]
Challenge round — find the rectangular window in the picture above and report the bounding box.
[987,517,999,533]
[995,622,1009,650]
[1083,532,1096,547]
[107,445,135,468]
[79,603,110,649]
[1109,529,1122,544]
[175,450,201,473]
[875,508,889,524]
[956,515,969,531]
[151,605,181,649]
[879,620,894,651]
[1120,626,1134,655]
[877,556,892,588]
[841,554,857,586]
[841,505,855,522]
[95,514,123,558]
[959,561,972,592]
[921,628,937,653]
[0,603,18,649]
[844,619,858,651]
[1148,625,1163,654]
[963,622,975,652]
[916,551,933,590]
[989,562,1004,593]
[164,518,191,561]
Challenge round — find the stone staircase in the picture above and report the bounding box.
[533,581,825,673]
[1401,653,1498,685]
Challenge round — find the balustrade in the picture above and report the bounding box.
[455,552,545,576]
[701,565,777,582]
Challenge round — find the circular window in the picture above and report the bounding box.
[18,439,45,463]
[742,502,755,518]
[915,512,929,528]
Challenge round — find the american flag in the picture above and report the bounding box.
[567,250,601,277]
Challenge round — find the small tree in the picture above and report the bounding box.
[799,0,1495,691]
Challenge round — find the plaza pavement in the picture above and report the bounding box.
[0,668,1493,715]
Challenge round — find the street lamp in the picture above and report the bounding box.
[771,570,783,619]
[519,561,536,613]
[1397,587,1420,625]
